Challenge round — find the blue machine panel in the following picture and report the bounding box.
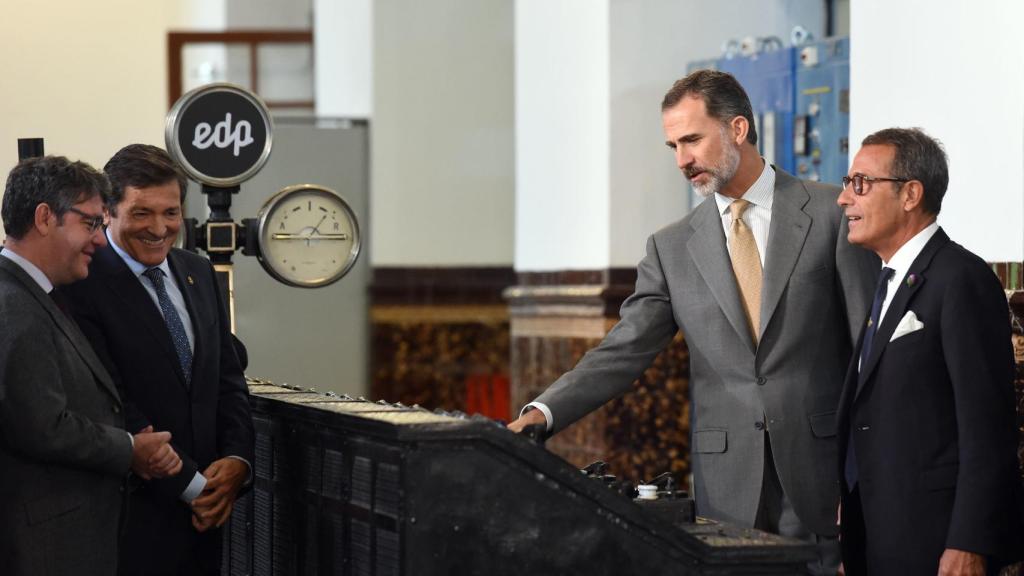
[794,37,850,187]
[684,37,851,197]
[718,48,796,176]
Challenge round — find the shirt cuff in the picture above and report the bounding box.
[523,402,554,432]
[127,432,134,448]
[227,455,253,486]
[180,471,207,503]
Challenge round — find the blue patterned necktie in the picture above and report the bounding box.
[143,267,193,384]
[844,266,895,489]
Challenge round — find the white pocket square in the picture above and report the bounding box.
[890,310,924,342]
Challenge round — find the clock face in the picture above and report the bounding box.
[256,185,361,288]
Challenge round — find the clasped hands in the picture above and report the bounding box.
[190,457,248,533]
[131,425,182,479]
[131,427,246,533]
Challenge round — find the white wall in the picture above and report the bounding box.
[0,0,231,237]
[0,2,171,177]
[372,0,515,266]
[515,0,610,271]
[315,0,373,118]
[850,0,1024,261]
[227,0,310,28]
[167,0,226,28]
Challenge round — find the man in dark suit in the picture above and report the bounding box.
[63,144,254,576]
[0,156,180,575]
[837,128,1024,575]
[509,70,878,574]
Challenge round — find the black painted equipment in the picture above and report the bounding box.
[17,138,44,161]
[225,379,815,575]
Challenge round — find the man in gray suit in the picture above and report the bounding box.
[509,70,877,573]
[0,156,182,576]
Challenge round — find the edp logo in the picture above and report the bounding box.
[192,113,254,157]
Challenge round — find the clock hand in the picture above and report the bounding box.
[272,232,350,240]
[310,215,327,235]
[307,215,329,246]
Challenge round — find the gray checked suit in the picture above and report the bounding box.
[535,168,877,535]
[0,254,133,576]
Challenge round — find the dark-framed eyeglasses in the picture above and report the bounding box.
[841,173,909,196]
[66,207,107,233]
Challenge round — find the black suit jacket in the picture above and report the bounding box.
[63,244,254,575]
[837,229,1024,575]
[0,255,132,576]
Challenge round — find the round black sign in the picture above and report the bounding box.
[165,83,273,187]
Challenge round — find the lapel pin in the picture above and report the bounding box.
[867,318,873,327]
[906,273,917,287]
[187,275,194,285]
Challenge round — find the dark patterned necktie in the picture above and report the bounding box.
[143,268,193,383]
[859,267,896,370]
[844,266,895,489]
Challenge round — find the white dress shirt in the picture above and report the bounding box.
[856,222,939,374]
[877,222,939,325]
[107,229,195,352]
[713,160,775,267]
[0,248,53,294]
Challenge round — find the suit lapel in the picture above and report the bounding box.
[0,256,121,402]
[760,170,811,341]
[855,229,948,397]
[94,245,190,389]
[686,196,755,353]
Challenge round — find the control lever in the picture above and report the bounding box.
[635,470,695,524]
[645,471,686,498]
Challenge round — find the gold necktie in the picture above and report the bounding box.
[729,199,762,344]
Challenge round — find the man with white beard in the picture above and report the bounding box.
[509,69,878,575]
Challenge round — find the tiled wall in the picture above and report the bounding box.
[993,263,1024,481]
[369,268,514,420]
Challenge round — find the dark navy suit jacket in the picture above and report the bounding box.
[838,228,1024,575]
[63,244,254,575]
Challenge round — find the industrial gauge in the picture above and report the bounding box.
[255,184,361,288]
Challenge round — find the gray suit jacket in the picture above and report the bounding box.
[535,168,877,535]
[0,255,133,576]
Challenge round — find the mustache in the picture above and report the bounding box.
[685,165,707,179]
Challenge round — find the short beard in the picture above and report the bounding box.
[689,127,741,198]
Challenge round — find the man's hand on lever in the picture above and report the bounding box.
[507,407,547,434]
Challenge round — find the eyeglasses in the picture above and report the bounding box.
[66,207,107,233]
[841,174,909,196]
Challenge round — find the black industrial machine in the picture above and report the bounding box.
[225,379,814,575]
